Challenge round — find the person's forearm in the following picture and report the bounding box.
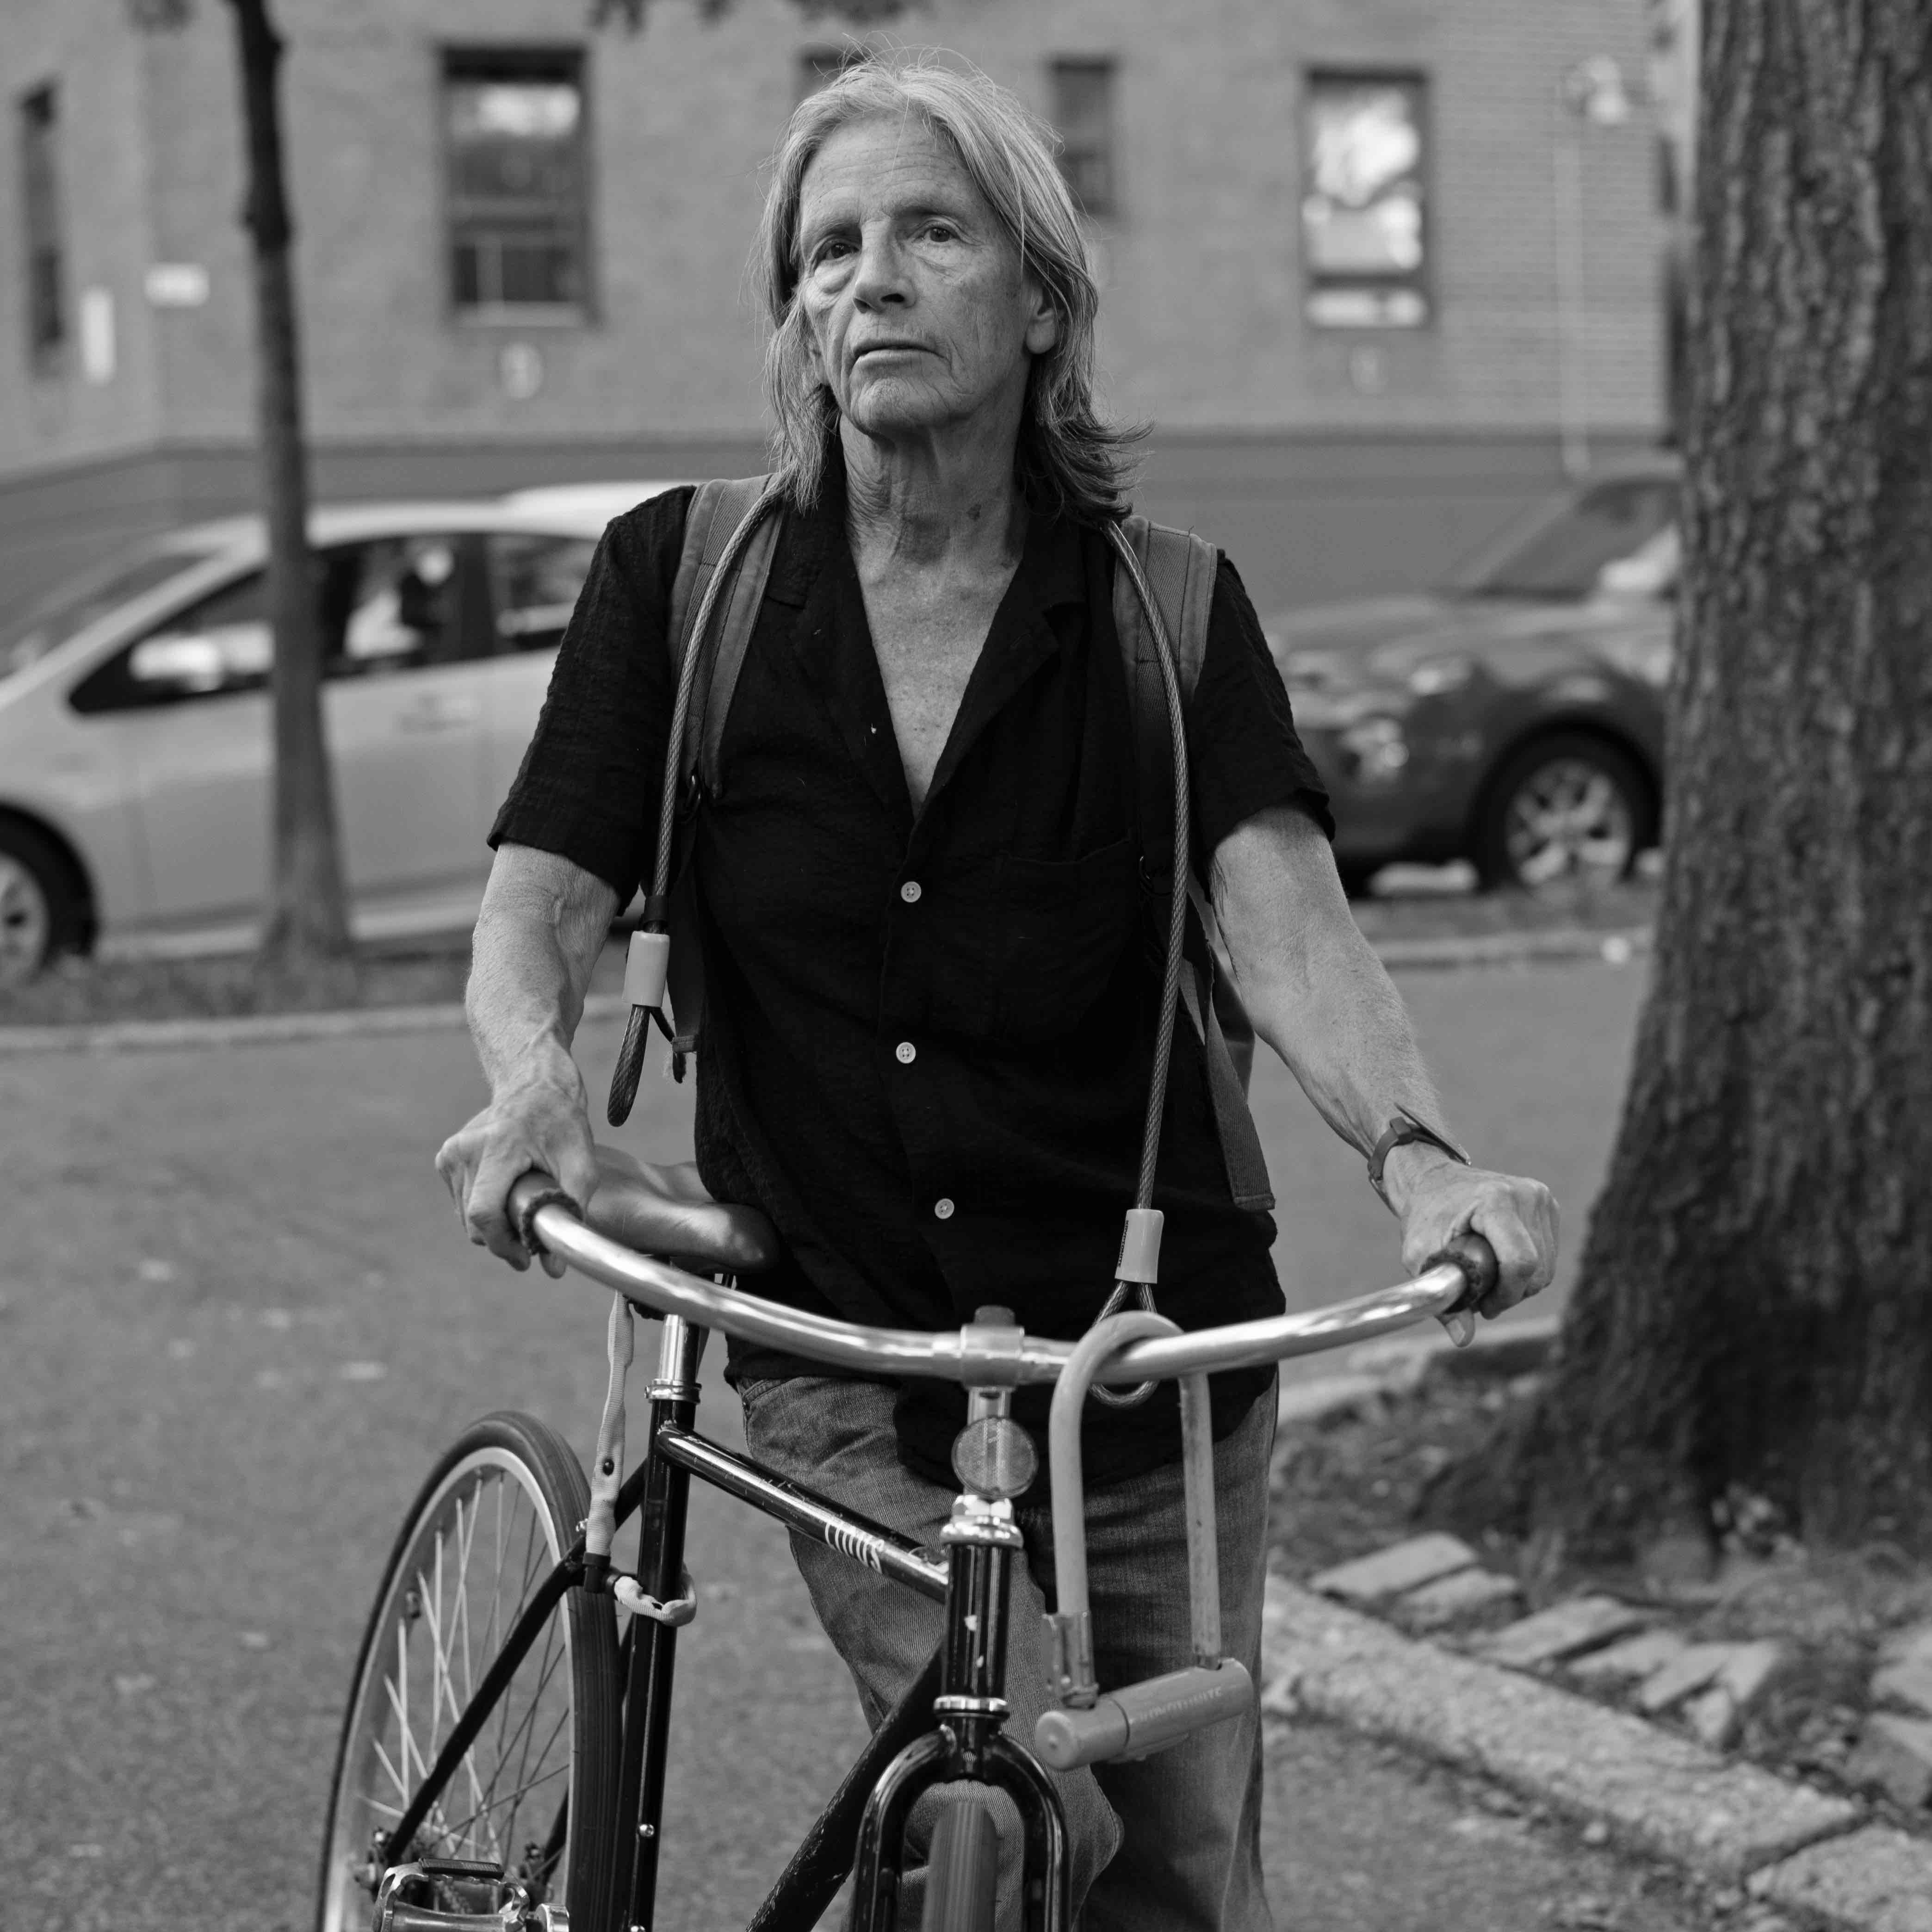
[466,846,617,1102]
[1214,810,1463,1214]
[1241,917,1450,1160]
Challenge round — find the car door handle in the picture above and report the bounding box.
[396,693,483,732]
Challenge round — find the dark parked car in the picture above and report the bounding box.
[1269,458,1681,894]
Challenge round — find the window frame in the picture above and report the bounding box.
[1300,66,1434,332]
[19,81,65,370]
[439,43,595,328]
[1048,56,1120,222]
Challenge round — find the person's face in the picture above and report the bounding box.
[794,116,1059,449]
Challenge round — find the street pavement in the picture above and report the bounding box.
[0,959,1694,1930]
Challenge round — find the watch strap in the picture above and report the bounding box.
[1368,1108,1471,1211]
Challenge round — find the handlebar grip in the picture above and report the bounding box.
[1429,1230,1500,1309]
[1033,1660,1253,1771]
[508,1169,582,1258]
[1424,1231,1499,1348]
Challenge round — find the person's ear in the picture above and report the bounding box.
[1022,282,1059,358]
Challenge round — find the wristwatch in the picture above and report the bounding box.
[1368,1109,1471,1211]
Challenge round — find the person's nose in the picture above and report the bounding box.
[849,227,912,312]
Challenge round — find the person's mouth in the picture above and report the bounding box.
[853,341,927,361]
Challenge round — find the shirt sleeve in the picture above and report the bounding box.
[488,486,696,899]
[1188,554,1336,861]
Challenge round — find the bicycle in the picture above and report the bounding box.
[314,1147,1496,1932]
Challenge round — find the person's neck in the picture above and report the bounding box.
[841,421,1025,577]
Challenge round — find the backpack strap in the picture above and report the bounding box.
[1112,516,1276,1214]
[662,476,781,1067]
[668,476,782,795]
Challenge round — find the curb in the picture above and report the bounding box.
[0,991,632,1059]
[0,927,1652,1059]
[1370,924,1651,972]
[1262,1579,1932,1929]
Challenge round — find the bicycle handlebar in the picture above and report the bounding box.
[506,1172,1501,1385]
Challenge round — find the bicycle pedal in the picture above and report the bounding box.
[371,1858,568,1932]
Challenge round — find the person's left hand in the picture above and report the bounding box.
[1387,1148,1560,1319]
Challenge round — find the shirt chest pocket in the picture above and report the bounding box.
[915,836,1137,1047]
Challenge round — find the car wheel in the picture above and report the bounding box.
[0,823,84,989]
[1475,734,1652,892]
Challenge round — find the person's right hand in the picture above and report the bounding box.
[435,1070,600,1278]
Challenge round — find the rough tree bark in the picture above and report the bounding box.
[225,0,353,993]
[1505,0,1932,1566]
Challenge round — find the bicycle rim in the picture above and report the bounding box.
[316,1412,619,1932]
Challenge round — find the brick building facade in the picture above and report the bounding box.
[0,0,1668,613]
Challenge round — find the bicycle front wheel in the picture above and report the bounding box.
[316,1411,621,1932]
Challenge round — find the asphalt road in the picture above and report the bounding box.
[0,958,1700,1931]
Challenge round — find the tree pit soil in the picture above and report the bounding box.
[1268,1362,1932,1837]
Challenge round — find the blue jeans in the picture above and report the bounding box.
[737,1375,1277,1931]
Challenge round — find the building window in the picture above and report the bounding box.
[1301,71,1430,328]
[442,49,589,319]
[19,84,64,365]
[1049,59,1118,219]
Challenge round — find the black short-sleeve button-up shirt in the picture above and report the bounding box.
[492,458,1333,1489]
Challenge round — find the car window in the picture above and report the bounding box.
[487,532,597,654]
[1,548,214,682]
[67,535,485,714]
[68,572,271,713]
[1450,478,1679,601]
[321,535,475,678]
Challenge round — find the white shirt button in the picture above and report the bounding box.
[934,1197,955,1220]
[895,1041,916,1065]
[900,880,923,904]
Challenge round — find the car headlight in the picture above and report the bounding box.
[1338,716,1409,782]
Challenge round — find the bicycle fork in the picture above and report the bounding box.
[846,1382,1071,1932]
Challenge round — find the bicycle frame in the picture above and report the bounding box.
[369,1192,1484,1932]
[378,1309,1071,1932]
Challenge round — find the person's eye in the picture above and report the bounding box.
[808,237,855,269]
[919,221,959,243]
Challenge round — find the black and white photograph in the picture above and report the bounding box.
[1,1,1927,1928]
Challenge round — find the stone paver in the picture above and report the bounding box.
[1638,1644,1734,1714]
[1847,1712,1932,1810]
[1569,1630,1690,1684]
[1265,1578,1858,1881]
[1716,1641,1787,1709]
[1751,1825,1932,1932]
[1475,1596,1651,1671]
[1277,1373,1388,1429]
[1312,1533,1477,1604]
[1872,1658,1932,1720]
[1397,1568,1522,1633]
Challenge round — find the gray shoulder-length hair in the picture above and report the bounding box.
[753,55,1141,524]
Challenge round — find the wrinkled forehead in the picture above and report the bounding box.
[793,110,1003,251]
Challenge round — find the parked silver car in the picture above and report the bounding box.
[0,489,675,985]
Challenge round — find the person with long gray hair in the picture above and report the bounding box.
[439,53,1558,1928]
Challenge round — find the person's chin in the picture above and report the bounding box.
[844,385,948,438]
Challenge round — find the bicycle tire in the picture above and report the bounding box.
[315,1411,621,1932]
[918,1794,1000,1932]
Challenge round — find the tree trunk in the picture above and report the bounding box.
[227,0,354,995]
[1511,0,1932,1566]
